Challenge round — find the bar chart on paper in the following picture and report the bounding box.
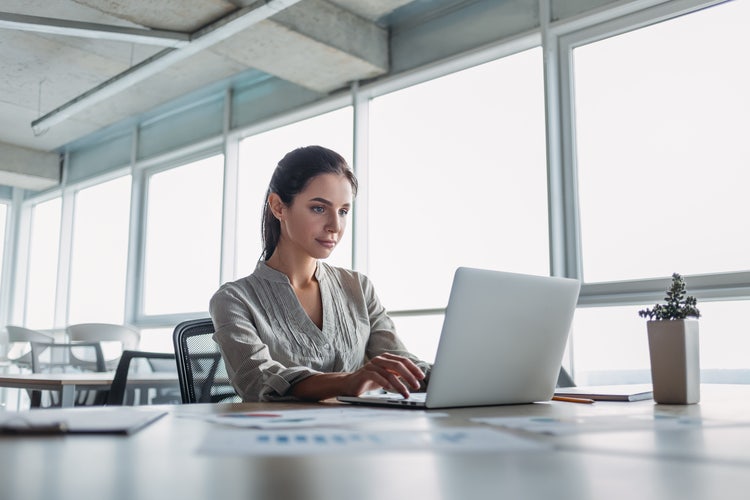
[198,427,549,456]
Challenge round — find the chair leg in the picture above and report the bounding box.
[29,389,42,408]
[93,390,109,405]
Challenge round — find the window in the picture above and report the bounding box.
[25,198,62,329]
[369,48,548,310]
[572,300,750,385]
[573,0,750,283]
[567,0,750,384]
[67,176,131,324]
[369,48,548,360]
[570,306,651,385]
[142,155,224,315]
[236,107,354,278]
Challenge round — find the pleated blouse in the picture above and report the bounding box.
[209,261,430,402]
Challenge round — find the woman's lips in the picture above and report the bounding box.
[317,239,337,249]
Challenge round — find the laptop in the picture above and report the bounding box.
[338,267,581,409]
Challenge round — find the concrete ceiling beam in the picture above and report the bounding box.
[30,0,304,133]
[214,0,388,93]
[0,141,60,190]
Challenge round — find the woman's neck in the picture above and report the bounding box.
[265,246,317,288]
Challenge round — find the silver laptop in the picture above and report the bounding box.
[338,267,581,409]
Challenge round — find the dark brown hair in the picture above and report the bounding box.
[261,146,358,261]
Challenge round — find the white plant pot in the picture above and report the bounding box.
[647,319,700,404]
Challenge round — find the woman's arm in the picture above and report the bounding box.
[290,352,425,401]
[210,284,320,401]
[357,273,433,383]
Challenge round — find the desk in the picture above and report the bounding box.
[1,385,749,500]
[0,372,179,407]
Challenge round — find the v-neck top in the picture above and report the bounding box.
[210,261,430,402]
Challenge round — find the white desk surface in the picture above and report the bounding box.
[1,384,749,500]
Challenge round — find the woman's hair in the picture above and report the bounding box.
[261,145,358,261]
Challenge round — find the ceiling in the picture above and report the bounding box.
[0,0,468,189]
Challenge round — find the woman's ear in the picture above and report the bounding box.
[268,193,285,220]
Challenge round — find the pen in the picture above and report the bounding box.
[551,396,595,404]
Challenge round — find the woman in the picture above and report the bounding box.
[210,145,430,402]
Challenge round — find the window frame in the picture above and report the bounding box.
[0,197,13,327]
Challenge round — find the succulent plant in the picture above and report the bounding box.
[638,273,701,320]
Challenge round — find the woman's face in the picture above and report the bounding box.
[275,173,353,260]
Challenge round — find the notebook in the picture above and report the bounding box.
[338,267,581,409]
[555,384,653,402]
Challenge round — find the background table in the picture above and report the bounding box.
[0,372,179,407]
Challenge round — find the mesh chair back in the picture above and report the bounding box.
[173,319,240,404]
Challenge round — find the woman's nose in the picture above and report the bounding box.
[327,215,341,232]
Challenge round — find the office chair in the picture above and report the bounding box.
[173,318,240,404]
[66,323,141,371]
[556,367,575,388]
[29,340,107,406]
[6,325,54,372]
[106,350,180,405]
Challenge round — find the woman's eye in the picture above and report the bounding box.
[311,206,325,214]
[339,209,349,216]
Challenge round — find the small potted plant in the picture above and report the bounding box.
[639,273,701,404]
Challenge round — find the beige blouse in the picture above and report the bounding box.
[209,261,430,402]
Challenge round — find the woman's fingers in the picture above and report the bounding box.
[371,354,424,390]
[356,354,425,398]
[347,354,426,398]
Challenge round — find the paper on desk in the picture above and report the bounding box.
[198,426,549,455]
[0,407,167,435]
[202,407,447,429]
[472,414,730,435]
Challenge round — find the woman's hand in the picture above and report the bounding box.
[289,354,426,401]
[344,353,425,398]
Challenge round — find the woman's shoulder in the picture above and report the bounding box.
[318,262,376,293]
[318,261,366,281]
[210,275,254,303]
[211,265,269,300]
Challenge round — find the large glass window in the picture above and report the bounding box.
[572,299,750,385]
[25,198,62,329]
[67,176,131,324]
[369,48,548,359]
[143,155,224,315]
[573,0,750,283]
[369,48,549,312]
[568,0,750,384]
[236,107,354,278]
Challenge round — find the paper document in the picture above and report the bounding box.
[198,407,446,429]
[198,426,549,455]
[0,407,167,435]
[472,414,734,435]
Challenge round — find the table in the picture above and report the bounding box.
[1,385,749,500]
[0,372,179,407]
